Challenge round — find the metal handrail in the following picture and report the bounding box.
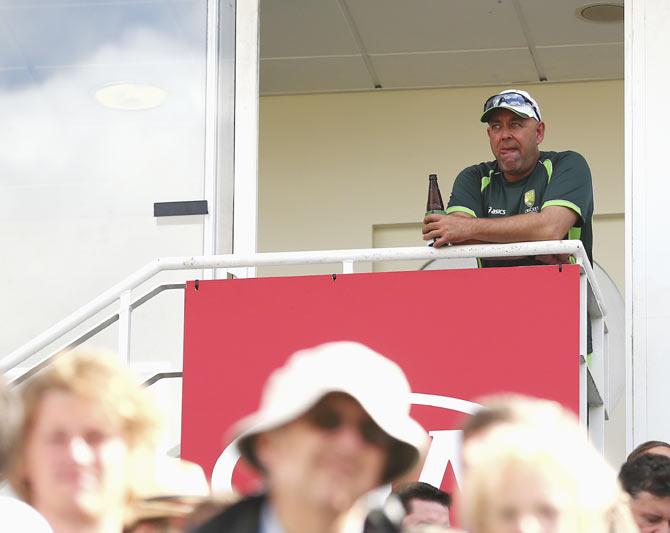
[143,371,183,387]
[1,241,603,373]
[7,283,186,385]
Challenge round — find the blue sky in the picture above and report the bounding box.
[0,0,206,90]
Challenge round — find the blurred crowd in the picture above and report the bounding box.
[1,342,668,533]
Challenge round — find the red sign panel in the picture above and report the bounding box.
[181,265,580,493]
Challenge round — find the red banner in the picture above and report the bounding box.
[181,265,580,493]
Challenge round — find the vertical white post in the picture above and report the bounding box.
[204,0,236,281]
[579,269,587,426]
[233,0,260,279]
[604,321,610,417]
[591,314,606,410]
[627,0,670,451]
[202,0,221,273]
[118,290,132,364]
[588,309,606,452]
[625,0,647,454]
[579,363,587,426]
[589,405,605,451]
[342,260,354,274]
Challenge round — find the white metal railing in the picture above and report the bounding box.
[1,240,605,383]
[1,240,608,447]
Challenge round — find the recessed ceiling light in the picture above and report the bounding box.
[576,3,624,23]
[95,83,167,111]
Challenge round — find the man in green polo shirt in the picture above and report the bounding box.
[421,89,593,268]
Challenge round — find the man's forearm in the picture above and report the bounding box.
[467,212,557,243]
[464,206,577,244]
[422,206,577,247]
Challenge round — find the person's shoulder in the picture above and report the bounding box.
[192,494,265,533]
[457,160,497,179]
[541,150,589,166]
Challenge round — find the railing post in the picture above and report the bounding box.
[342,260,354,274]
[577,256,606,453]
[578,263,588,428]
[118,290,132,364]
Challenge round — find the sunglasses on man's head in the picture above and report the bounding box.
[305,404,393,448]
[483,92,540,121]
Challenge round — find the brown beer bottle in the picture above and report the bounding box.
[426,174,445,247]
[426,173,445,215]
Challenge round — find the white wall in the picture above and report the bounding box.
[627,0,670,450]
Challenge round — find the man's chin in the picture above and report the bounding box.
[497,159,519,173]
[311,482,367,513]
[322,490,359,513]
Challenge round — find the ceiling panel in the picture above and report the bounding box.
[260,56,373,94]
[346,0,527,53]
[259,0,358,58]
[518,0,623,47]
[372,49,538,89]
[537,44,624,81]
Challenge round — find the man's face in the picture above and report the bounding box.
[487,109,545,182]
[629,491,670,533]
[24,391,131,525]
[255,393,388,513]
[402,498,451,528]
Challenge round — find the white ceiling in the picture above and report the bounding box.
[0,0,624,105]
[259,0,624,95]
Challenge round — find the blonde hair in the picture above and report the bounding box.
[0,374,20,477]
[462,394,573,442]
[462,397,636,533]
[8,349,161,503]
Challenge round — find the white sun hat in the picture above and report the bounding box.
[233,341,428,483]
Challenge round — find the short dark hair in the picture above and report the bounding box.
[627,440,670,463]
[619,453,670,498]
[394,482,451,511]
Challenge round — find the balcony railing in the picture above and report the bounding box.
[0,240,607,446]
